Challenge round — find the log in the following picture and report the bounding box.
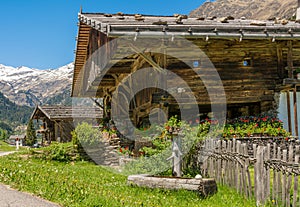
[127,175,218,197]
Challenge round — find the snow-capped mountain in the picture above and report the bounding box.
[0,63,74,107]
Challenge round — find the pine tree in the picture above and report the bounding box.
[26,119,37,146]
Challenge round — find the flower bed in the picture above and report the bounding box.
[222,113,290,139]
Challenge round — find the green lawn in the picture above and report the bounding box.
[0,141,16,152]
[0,153,257,207]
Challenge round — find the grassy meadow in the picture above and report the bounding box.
[0,150,259,207]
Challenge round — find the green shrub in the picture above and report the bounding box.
[71,122,101,147]
[31,142,77,162]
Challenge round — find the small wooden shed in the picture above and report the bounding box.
[30,105,103,143]
[7,134,26,146]
[71,12,300,131]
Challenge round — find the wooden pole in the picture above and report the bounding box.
[294,87,299,137]
[293,146,300,207]
[272,143,277,201]
[255,146,266,206]
[287,91,292,134]
[277,147,282,204]
[287,40,293,79]
[286,145,294,207]
[282,150,287,206]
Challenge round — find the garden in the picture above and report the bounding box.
[0,112,292,206]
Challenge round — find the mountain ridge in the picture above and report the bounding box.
[0,63,74,107]
[190,0,297,20]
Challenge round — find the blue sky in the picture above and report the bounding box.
[0,0,205,69]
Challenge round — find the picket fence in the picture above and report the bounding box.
[201,139,300,206]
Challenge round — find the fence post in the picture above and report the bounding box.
[222,141,227,185]
[255,146,267,206]
[253,144,257,199]
[227,140,233,187]
[272,143,277,201]
[282,150,287,206]
[237,141,242,193]
[266,144,271,199]
[243,143,252,198]
[241,143,249,197]
[209,139,214,178]
[277,147,282,205]
[286,145,294,207]
[294,146,300,207]
[217,140,222,183]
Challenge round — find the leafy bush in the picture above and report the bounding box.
[124,116,209,175]
[31,142,77,162]
[71,122,101,147]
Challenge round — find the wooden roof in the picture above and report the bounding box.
[78,13,300,38]
[31,105,103,121]
[9,135,26,140]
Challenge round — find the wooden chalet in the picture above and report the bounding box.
[71,10,300,134]
[30,105,103,143]
[7,134,25,146]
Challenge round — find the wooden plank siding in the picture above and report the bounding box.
[72,13,300,124]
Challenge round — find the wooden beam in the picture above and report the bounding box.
[129,44,164,72]
[287,41,294,79]
[277,45,284,78]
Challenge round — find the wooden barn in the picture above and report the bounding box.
[71,11,300,133]
[30,105,103,143]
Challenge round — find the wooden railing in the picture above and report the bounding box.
[200,139,300,206]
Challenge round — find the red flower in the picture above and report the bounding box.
[195,119,200,124]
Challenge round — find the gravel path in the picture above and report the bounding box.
[0,151,60,207]
[0,151,15,156]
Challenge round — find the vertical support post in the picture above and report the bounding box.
[294,87,299,137]
[287,91,292,134]
[287,40,293,79]
[277,45,284,78]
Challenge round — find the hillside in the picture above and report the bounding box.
[190,0,297,20]
[0,63,73,107]
[0,92,32,132]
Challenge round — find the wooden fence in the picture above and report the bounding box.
[200,139,300,206]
